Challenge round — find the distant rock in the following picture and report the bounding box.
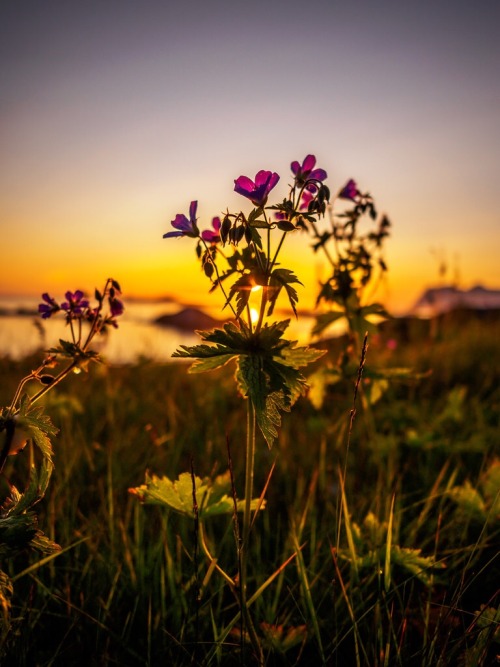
[154,307,229,331]
[412,285,500,317]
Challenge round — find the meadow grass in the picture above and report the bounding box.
[0,311,499,666]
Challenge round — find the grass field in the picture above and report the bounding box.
[0,310,499,666]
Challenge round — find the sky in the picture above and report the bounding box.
[1,0,499,315]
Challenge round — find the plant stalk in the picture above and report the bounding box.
[240,399,263,664]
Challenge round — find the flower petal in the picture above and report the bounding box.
[171,214,191,231]
[189,200,198,222]
[234,175,255,197]
[254,170,273,187]
[310,168,327,181]
[267,172,280,191]
[302,154,316,172]
[201,229,220,242]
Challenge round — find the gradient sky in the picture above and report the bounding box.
[1,0,499,314]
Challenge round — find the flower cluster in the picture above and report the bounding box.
[162,154,331,245]
[291,154,327,190]
[38,281,124,331]
[162,155,389,341]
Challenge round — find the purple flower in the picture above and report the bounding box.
[109,296,124,317]
[338,179,360,202]
[234,170,280,207]
[201,217,222,243]
[163,201,199,238]
[38,293,60,319]
[61,290,89,316]
[291,155,327,188]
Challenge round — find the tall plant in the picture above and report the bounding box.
[0,279,123,644]
[132,156,339,661]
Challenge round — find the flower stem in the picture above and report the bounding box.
[240,399,263,664]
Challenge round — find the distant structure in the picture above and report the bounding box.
[412,285,500,317]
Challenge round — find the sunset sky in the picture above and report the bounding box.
[1,0,499,315]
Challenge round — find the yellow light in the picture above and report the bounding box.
[250,308,259,324]
[251,285,262,293]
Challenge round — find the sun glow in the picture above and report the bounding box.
[250,308,259,324]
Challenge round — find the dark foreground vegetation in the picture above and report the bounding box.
[0,309,498,666]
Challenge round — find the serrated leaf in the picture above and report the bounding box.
[236,356,292,448]
[172,319,322,447]
[6,457,54,517]
[279,345,326,369]
[268,269,302,318]
[130,470,264,518]
[251,320,291,353]
[16,401,57,463]
[186,354,237,373]
[226,273,254,316]
[390,545,445,585]
[172,321,250,370]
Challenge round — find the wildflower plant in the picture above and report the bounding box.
[165,159,330,449]
[0,278,123,642]
[310,177,391,347]
[132,156,342,661]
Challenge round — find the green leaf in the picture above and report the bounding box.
[235,347,320,448]
[172,321,250,370]
[306,367,340,409]
[311,311,345,337]
[173,319,323,447]
[16,398,57,463]
[236,356,286,448]
[6,457,54,517]
[185,354,237,373]
[279,345,326,369]
[390,545,445,586]
[268,269,302,318]
[130,470,264,519]
[448,481,486,522]
[364,378,389,405]
[226,273,254,317]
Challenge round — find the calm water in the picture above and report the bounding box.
[0,296,320,365]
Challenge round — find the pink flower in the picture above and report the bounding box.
[163,201,199,238]
[291,155,327,189]
[201,217,222,243]
[234,170,280,207]
[338,179,360,202]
